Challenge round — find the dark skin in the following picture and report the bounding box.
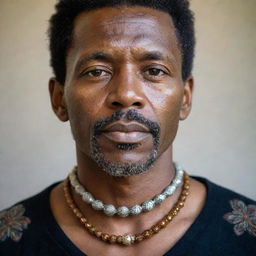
[49,6,206,256]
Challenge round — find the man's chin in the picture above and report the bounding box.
[100,161,151,177]
[92,149,158,177]
[100,150,150,164]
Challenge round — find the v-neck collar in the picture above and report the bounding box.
[41,177,215,256]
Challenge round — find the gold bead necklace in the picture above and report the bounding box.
[63,172,190,246]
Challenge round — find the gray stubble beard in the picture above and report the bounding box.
[90,109,160,177]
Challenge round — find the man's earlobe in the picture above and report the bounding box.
[179,76,194,121]
[48,78,69,122]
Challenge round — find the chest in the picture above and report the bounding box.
[65,218,192,256]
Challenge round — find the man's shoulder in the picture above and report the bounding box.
[0,182,60,219]
[189,176,256,255]
[0,182,63,256]
[194,175,255,204]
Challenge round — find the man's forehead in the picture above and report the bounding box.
[72,6,177,41]
[71,6,180,56]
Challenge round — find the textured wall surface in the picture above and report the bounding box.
[0,0,255,209]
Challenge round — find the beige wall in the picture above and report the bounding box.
[0,0,255,209]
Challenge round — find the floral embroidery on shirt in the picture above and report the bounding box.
[223,199,256,237]
[0,204,31,242]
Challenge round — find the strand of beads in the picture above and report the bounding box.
[64,172,190,246]
[69,162,184,217]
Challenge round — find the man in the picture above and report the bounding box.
[0,0,255,255]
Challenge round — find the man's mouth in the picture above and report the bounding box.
[100,122,151,143]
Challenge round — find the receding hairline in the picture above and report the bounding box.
[69,5,182,56]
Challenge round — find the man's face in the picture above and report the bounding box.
[51,6,193,176]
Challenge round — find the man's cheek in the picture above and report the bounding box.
[69,111,88,141]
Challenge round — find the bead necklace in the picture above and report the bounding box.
[63,172,190,246]
[69,162,184,217]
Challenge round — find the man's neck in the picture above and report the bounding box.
[75,146,175,207]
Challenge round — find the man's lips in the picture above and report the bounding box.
[103,122,149,133]
[100,122,150,143]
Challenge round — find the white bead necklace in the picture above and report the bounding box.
[68,162,184,217]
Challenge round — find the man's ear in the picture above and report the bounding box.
[179,76,194,121]
[49,78,69,122]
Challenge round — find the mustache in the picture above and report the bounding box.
[93,109,160,139]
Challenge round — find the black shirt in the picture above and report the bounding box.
[0,177,255,256]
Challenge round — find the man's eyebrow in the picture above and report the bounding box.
[76,52,113,71]
[138,51,167,61]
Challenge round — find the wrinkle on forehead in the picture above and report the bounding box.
[72,7,179,48]
[103,8,150,23]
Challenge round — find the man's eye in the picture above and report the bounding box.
[84,69,109,77]
[145,68,165,77]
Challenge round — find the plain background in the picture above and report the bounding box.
[0,0,255,209]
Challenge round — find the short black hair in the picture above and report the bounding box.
[48,0,195,85]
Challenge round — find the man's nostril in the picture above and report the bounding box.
[133,102,142,106]
[112,101,122,106]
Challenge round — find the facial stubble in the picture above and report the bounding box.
[90,109,160,177]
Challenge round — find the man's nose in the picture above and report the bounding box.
[106,69,146,109]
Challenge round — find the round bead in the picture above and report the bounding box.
[179,202,184,207]
[101,234,109,241]
[180,195,187,201]
[177,168,184,174]
[173,178,182,186]
[92,200,104,210]
[160,220,166,227]
[153,225,160,233]
[76,212,82,218]
[143,230,152,238]
[80,217,87,224]
[182,191,189,196]
[117,236,123,243]
[103,205,117,216]
[130,205,142,215]
[163,185,176,196]
[69,175,75,184]
[86,223,92,228]
[117,206,130,217]
[71,180,79,187]
[173,210,178,216]
[122,235,134,245]
[142,200,155,212]
[154,194,166,205]
[109,235,117,243]
[135,235,144,242]
[82,192,94,204]
[167,215,173,221]
[75,185,85,194]
[95,231,102,238]
[69,172,75,178]
[88,227,96,233]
